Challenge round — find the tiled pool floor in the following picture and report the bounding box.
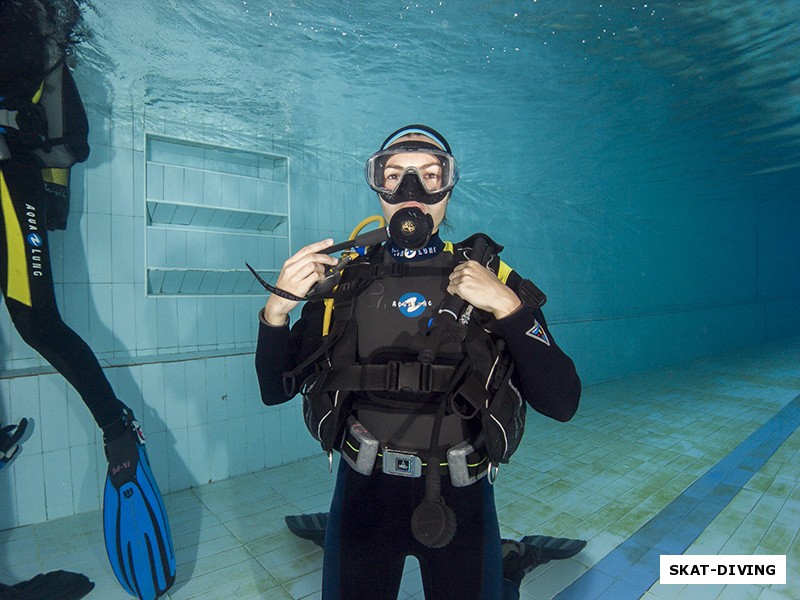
[2,339,798,599]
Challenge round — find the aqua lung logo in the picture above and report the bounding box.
[388,245,439,260]
[394,292,431,317]
[24,204,44,277]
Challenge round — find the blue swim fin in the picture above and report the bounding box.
[103,410,176,600]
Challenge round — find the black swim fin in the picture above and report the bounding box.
[0,569,95,600]
[520,535,587,560]
[103,409,176,600]
[285,512,328,547]
[501,535,588,586]
[0,418,29,469]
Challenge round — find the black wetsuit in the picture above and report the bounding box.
[1,56,123,429]
[255,236,580,599]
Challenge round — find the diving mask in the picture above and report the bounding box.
[365,142,459,205]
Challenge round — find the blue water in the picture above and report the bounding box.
[80,1,800,171]
[74,2,800,358]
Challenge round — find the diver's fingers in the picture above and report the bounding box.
[449,261,493,286]
[448,262,521,318]
[264,262,329,325]
[265,239,339,325]
[280,242,338,289]
[285,239,338,268]
[449,262,496,302]
[278,254,333,291]
[282,260,328,289]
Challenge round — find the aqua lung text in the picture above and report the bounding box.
[25,204,44,276]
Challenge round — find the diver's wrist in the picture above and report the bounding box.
[492,295,522,320]
[262,304,289,327]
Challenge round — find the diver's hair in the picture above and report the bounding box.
[380,124,453,154]
[0,0,88,94]
[45,0,90,60]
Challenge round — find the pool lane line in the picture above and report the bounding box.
[554,393,800,600]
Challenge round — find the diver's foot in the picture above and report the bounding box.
[100,401,135,444]
[285,513,328,548]
[103,407,146,487]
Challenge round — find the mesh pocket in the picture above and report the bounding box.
[302,385,349,453]
[482,377,526,464]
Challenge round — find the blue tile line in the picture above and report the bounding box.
[555,393,800,600]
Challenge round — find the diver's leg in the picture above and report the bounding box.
[1,162,123,429]
[323,461,407,600]
[6,299,123,427]
[416,477,504,600]
[502,579,521,600]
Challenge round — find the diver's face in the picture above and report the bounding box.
[378,137,450,232]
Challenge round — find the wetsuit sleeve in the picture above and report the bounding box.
[255,300,324,406]
[255,316,291,405]
[492,271,581,422]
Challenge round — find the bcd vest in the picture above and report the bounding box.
[284,238,527,470]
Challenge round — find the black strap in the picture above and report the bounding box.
[311,361,458,394]
[305,261,453,303]
[516,278,547,308]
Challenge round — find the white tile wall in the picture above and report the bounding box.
[0,109,368,529]
[143,135,291,298]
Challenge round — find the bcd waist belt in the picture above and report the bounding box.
[311,361,458,394]
[339,417,488,487]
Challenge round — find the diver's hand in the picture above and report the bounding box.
[263,239,338,326]
[447,261,522,320]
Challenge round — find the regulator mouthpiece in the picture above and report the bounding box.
[388,207,433,250]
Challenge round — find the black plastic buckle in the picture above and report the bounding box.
[387,361,432,393]
[450,371,486,418]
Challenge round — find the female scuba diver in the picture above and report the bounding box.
[255,124,581,599]
[1,2,175,599]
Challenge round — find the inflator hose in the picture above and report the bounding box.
[411,235,493,548]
